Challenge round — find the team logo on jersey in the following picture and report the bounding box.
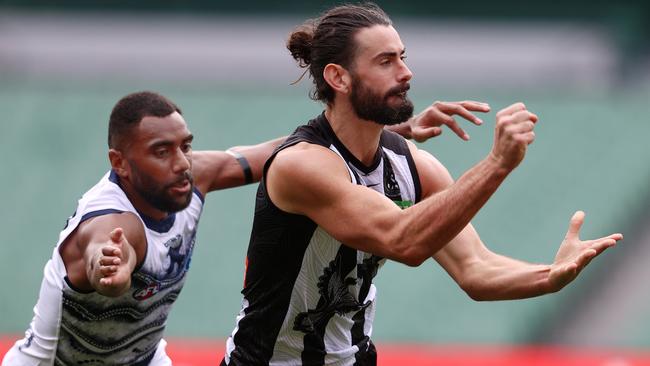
[133,282,161,301]
[164,234,186,277]
[382,151,402,201]
[294,247,370,334]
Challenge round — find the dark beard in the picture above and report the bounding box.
[129,161,194,213]
[349,75,414,126]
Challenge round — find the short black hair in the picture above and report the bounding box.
[108,91,182,149]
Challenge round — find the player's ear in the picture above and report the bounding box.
[323,63,352,95]
[108,149,128,178]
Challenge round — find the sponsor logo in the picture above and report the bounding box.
[133,282,161,301]
[393,200,413,209]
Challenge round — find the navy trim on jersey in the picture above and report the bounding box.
[80,209,124,223]
[192,186,205,203]
[108,170,179,233]
[109,169,120,184]
[139,213,176,233]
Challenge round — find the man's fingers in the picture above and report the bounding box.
[606,233,624,241]
[430,107,469,140]
[566,211,585,240]
[457,101,491,113]
[575,249,597,270]
[413,126,442,142]
[506,120,536,145]
[514,131,536,145]
[100,265,119,276]
[102,246,122,258]
[496,102,527,119]
[510,110,538,124]
[588,238,617,254]
[99,255,121,266]
[99,277,116,286]
[109,228,124,245]
[438,102,483,126]
[505,120,535,134]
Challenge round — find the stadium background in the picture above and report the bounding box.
[1,1,649,364]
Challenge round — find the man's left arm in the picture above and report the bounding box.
[413,144,623,300]
[433,215,622,301]
[192,137,286,195]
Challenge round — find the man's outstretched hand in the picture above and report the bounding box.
[548,211,623,292]
[95,228,135,296]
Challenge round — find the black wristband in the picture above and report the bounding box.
[227,150,253,184]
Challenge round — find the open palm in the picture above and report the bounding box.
[549,211,623,291]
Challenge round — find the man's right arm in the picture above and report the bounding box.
[266,103,538,266]
[267,143,507,266]
[62,212,146,297]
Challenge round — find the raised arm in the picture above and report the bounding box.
[192,137,286,195]
[416,132,623,300]
[267,103,538,266]
[60,212,146,297]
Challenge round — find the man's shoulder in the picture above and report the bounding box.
[75,171,136,217]
[269,142,348,185]
[262,113,335,175]
[282,117,331,148]
[275,142,338,167]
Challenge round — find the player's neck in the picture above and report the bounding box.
[325,103,383,166]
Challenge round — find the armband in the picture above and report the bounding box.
[226,150,254,184]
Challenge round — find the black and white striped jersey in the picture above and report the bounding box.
[224,113,421,366]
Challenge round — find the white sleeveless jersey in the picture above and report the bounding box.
[2,170,203,366]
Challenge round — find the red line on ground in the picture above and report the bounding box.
[3,336,650,365]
